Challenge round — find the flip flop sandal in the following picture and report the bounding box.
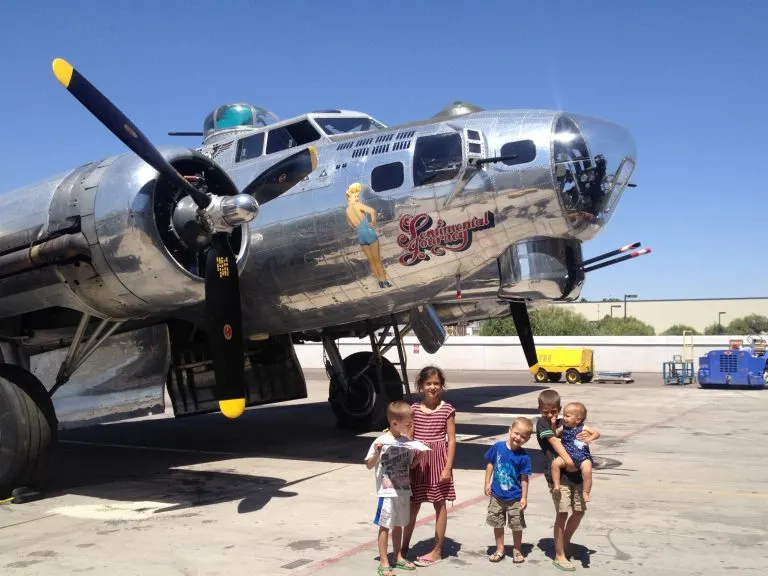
[395,560,416,571]
[377,566,396,576]
[414,556,442,567]
[488,551,505,562]
[512,549,525,563]
[553,559,576,571]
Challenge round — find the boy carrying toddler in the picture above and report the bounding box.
[536,389,599,572]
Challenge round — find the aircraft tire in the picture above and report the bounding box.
[329,352,404,433]
[0,364,58,500]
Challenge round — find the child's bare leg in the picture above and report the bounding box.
[512,529,524,563]
[551,456,565,491]
[400,502,421,557]
[494,527,504,553]
[581,459,593,502]
[377,527,393,573]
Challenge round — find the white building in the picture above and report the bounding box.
[554,297,768,334]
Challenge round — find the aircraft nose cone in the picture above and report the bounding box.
[221,193,260,227]
[553,113,637,235]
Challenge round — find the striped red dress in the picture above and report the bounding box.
[410,401,456,504]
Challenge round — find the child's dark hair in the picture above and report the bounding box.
[416,365,446,392]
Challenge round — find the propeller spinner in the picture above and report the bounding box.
[51,58,317,419]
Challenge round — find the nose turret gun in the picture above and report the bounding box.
[581,241,652,274]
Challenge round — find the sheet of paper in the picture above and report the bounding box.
[379,438,431,451]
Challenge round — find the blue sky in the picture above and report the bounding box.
[1,1,765,300]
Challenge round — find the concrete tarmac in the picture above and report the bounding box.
[0,370,766,575]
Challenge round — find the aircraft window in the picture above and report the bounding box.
[216,105,254,129]
[412,132,463,187]
[266,120,321,154]
[236,132,265,163]
[371,162,405,193]
[204,112,215,136]
[315,116,385,135]
[500,140,537,165]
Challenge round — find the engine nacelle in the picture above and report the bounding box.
[56,146,249,319]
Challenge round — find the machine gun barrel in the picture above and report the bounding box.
[582,247,651,274]
[581,241,641,267]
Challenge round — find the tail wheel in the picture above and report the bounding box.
[0,364,58,499]
[329,352,404,432]
[565,369,582,384]
[534,369,549,383]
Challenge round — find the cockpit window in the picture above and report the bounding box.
[315,116,385,136]
[412,132,463,187]
[266,120,321,155]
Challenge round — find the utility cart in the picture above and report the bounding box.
[592,371,634,383]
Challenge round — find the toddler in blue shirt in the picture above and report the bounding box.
[483,416,533,564]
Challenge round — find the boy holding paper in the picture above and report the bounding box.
[365,401,429,575]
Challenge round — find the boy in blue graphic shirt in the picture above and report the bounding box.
[483,416,533,564]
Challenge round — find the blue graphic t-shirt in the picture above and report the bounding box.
[484,441,532,502]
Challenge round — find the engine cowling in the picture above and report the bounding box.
[56,146,250,319]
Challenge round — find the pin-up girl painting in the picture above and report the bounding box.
[345,182,392,288]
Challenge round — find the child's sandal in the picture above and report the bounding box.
[489,551,505,562]
[512,549,525,563]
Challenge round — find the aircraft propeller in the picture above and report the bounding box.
[51,58,317,420]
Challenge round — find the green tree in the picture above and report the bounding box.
[478,306,597,336]
[726,314,768,335]
[662,324,699,336]
[596,315,655,335]
[704,322,726,335]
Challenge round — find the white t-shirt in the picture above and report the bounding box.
[365,433,416,498]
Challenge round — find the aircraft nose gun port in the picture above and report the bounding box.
[552,113,637,237]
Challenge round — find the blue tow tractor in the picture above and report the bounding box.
[697,336,768,389]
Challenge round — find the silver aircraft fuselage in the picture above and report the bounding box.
[0,106,635,338]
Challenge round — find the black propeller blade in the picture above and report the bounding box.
[52,58,210,210]
[204,233,246,418]
[52,57,249,418]
[242,146,318,205]
[509,301,541,377]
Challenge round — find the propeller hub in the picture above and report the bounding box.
[171,195,213,249]
[220,194,260,228]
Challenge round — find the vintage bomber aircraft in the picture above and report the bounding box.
[0,58,648,497]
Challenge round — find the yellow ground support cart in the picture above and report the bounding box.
[534,347,594,384]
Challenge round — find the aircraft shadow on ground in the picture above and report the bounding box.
[46,383,553,513]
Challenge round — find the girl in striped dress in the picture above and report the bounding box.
[401,365,456,567]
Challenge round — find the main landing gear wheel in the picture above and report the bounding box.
[0,364,58,500]
[329,352,404,432]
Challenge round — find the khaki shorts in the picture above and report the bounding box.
[549,481,587,514]
[486,495,526,531]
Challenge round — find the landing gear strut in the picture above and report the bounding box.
[324,317,411,432]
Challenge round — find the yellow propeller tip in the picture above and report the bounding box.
[219,398,246,419]
[52,58,74,88]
